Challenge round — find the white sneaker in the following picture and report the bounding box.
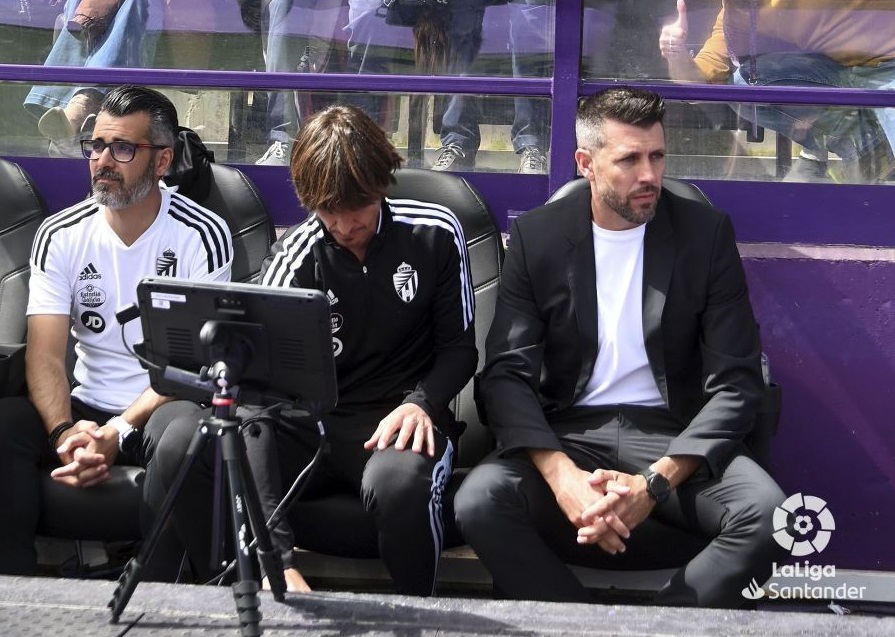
[519,146,548,174]
[432,144,473,171]
[255,140,290,166]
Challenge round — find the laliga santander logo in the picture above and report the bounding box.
[741,493,836,600]
[742,494,860,602]
[772,493,836,556]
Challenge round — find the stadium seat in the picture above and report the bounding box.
[33,160,275,571]
[289,168,504,573]
[538,175,782,595]
[195,163,275,283]
[545,176,781,470]
[0,159,49,397]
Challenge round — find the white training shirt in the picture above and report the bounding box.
[28,184,233,412]
[574,221,665,408]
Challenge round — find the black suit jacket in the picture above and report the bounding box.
[480,185,764,475]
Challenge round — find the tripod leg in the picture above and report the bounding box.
[219,425,268,635]
[108,424,211,623]
[236,433,287,601]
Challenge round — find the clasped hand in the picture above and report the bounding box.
[558,468,656,554]
[49,420,118,488]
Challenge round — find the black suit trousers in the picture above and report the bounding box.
[454,406,788,608]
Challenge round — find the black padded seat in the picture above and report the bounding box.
[289,169,504,557]
[0,159,49,396]
[532,175,782,590]
[36,163,275,557]
[194,163,275,283]
[547,175,781,471]
[386,168,503,469]
[547,175,712,207]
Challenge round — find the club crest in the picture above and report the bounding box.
[393,262,418,303]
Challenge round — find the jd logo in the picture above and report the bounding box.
[81,311,105,333]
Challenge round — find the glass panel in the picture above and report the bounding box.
[2,83,551,174]
[664,99,895,184]
[583,1,895,88]
[3,1,554,75]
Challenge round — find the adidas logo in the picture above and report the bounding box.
[326,289,339,306]
[78,263,101,281]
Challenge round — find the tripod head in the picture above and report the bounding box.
[132,277,338,418]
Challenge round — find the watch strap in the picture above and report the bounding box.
[639,469,671,503]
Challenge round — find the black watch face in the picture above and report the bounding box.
[648,473,671,503]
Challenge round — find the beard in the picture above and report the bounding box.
[92,159,157,210]
[597,183,659,226]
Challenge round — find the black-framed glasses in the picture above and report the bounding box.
[80,139,169,163]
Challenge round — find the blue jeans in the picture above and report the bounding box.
[262,0,343,143]
[440,0,551,155]
[24,0,162,118]
[733,52,895,161]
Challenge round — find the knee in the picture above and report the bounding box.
[144,400,202,446]
[361,449,439,513]
[726,466,787,539]
[152,413,205,482]
[454,462,510,532]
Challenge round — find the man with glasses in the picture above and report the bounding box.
[0,85,233,578]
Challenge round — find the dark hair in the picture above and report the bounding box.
[289,104,403,212]
[99,85,178,147]
[576,87,666,150]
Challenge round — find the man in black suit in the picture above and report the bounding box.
[454,86,786,608]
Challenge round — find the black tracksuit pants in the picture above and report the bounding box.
[152,403,455,596]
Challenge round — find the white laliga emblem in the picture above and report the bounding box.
[772,493,835,556]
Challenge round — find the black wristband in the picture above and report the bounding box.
[47,420,74,450]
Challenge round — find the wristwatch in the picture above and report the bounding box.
[108,416,140,454]
[639,469,671,504]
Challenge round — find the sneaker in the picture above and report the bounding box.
[432,144,473,171]
[519,146,548,174]
[79,113,96,138]
[255,140,290,166]
[38,106,75,143]
[781,157,829,183]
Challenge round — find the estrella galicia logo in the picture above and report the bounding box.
[77,284,107,308]
[156,248,178,276]
[392,262,418,303]
[81,310,105,333]
[78,262,101,281]
[772,493,836,556]
[330,313,343,334]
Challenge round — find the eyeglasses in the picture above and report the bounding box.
[80,139,168,163]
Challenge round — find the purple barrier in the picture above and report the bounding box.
[745,257,895,571]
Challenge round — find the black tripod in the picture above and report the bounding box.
[108,364,287,637]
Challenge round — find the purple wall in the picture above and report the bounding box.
[745,258,895,570]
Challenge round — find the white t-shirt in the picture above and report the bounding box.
[28,184,233,412]
[575,222,664,408]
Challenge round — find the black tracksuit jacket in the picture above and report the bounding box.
[259,197,477,424]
